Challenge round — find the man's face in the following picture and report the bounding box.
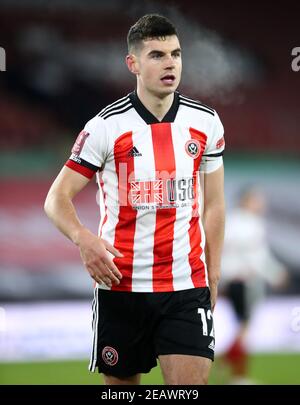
[132,35,182,97]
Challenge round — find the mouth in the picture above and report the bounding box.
[160,74,176,85]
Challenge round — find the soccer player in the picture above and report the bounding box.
[44,14,225,385]
[221,187,287,384]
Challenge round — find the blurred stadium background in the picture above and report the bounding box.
[0,0,300,385]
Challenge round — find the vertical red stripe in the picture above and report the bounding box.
[188,128,208,287]
[151,123,176,292]
[99,176,107,237]
[112,131,137,291]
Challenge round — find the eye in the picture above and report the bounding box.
[172,52,181,58]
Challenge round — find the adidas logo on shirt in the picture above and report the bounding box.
[128,146,142,157]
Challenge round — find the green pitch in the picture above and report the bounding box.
[0,354,300,385]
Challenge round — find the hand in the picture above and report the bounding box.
[76,228,123,288]
[209,280,219,312]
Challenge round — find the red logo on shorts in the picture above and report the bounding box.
[102,346,119,366]
[71,130,89,155]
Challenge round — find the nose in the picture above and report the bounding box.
[164,54,175,69]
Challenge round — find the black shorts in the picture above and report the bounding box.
[226,281,249,322]
[89,287,214,377]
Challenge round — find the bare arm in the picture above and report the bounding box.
[44,166,122,287]
[202,165,225,311]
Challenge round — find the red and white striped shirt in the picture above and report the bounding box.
[66,91,225,292]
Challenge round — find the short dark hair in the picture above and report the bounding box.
[127,14,178,53]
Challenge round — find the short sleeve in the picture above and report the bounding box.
[65,115,108,179]
[199,112,225,174]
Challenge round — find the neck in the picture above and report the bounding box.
[136,86,174,121]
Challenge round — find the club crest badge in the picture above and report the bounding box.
[185,139,200,159]
[102,346,119,366]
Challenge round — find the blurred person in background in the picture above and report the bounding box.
[44,14,225,385]
[221,186,287,384]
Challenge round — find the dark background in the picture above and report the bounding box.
[0,0,299,300]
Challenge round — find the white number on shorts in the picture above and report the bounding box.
[197,308,214,337]
[207,309,215,338]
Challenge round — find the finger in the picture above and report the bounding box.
[101,276,112,288]
[106,269,121,285]
[102,257,123,280]
[95,277,104,286]
[93,273,112,288]
[86,263,108,286]
[211,296,217,312]
[102,264,121,285]
[90,261,120,286]
[102,239,123,258]
[89,272,103,286]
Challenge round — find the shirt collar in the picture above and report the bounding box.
[129,90,179,125]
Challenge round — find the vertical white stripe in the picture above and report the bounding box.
[171,123,195,290]
[131,127,156,291]
[88,287,99,372]
[97,158,119,291]
[99,162,120,244]
[199,218,209,286]
[96,172,106,236]
[172,210,195,290]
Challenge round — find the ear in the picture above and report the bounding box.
[126,54,139,75]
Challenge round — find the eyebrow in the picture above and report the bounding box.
[147,48,182,56]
